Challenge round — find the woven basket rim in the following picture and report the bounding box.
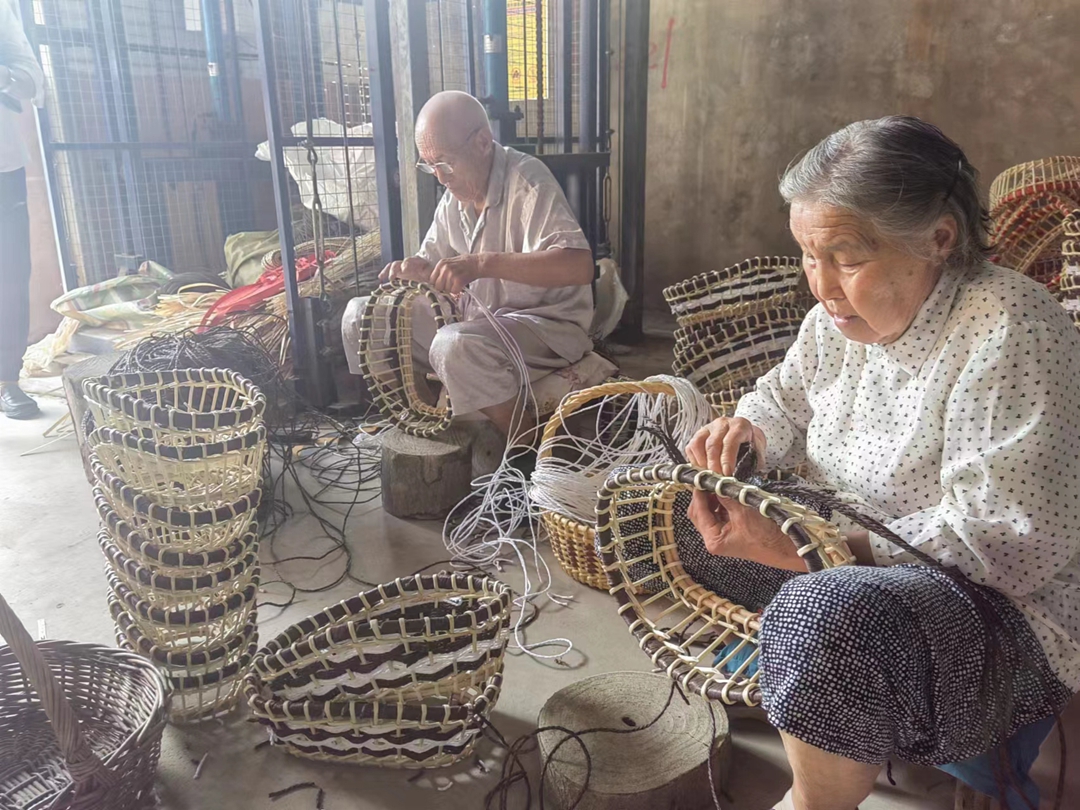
[84,367,265,433]
[662,256,802,306]
[91,459,261,527]
[98,530,258,594]
[106,568,259,627]
[88,423,267,461]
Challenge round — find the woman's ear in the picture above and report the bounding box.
[933,214,959,260]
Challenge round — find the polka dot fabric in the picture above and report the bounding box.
[737,262,1080,691]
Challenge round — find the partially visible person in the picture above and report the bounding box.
[0,0,45,420]
[341,91,594,442]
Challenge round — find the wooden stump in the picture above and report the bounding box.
[61,352,123,483]
[538,671,731,810]
[380,427,473,519]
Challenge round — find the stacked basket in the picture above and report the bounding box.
[663,257,811,415]
[1055,211,1080,330]
[83,368,266,723]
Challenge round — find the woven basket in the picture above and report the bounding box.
[662,256,807,327]
[989,156,1080,211]
[596,463,853,706]
[0,591,169,810]
[672,307,803,393]
[83,368,265,445]
[244,572,510,768]
[110,599,255,724]
[87,425,266,509]
[355,280,460,437]
[91,459,259,553]
[94,492,254,575]
[704,379,756,418]
[105,567,258,653]
[537,379,688,590]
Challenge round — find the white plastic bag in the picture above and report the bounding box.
[590,257,629,340]
[256,118,380,232]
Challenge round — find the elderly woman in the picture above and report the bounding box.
[684,117,1080,810]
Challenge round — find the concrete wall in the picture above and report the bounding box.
[641,0,1080,322]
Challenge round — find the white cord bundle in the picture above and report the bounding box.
[530,375,714,524]
[442,291,575,662]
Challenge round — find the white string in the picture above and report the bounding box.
[530,375,713,525]
[442,291,575,662]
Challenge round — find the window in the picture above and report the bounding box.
[183,0,203,32]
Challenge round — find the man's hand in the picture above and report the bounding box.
[429,254,485,295]
[379,256,433,284]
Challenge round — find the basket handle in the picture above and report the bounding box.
[0,592,114,788]
[538,379,677,459]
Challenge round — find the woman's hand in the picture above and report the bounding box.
[685,417,806,572]
[685,417,767,476]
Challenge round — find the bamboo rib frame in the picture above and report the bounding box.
[596,463,852,706]
[244,573,511,769]
[355,281,460,437]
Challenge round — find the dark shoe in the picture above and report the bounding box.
[0,384,41,420]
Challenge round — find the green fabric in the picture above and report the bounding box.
[50,272,171,329]
[224,230,280,288]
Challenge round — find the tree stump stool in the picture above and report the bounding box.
[538,671,731,810]
[379,426,473,519]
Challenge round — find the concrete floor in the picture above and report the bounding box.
[0,390,966,810]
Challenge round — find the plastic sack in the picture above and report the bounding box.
[50,265,172,328]
[590,257,629,340]
[256,118,379,232]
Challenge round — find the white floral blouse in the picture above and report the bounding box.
[737,262,1080,691]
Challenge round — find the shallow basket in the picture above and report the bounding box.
[536,379,688,590]
[83,368,265,445]
[596,463,853,706]
[244,572,511,768]
[0,590,169,810]
[355,280,459,437]
[87,425,266,509]
[672,307,803,393]
[91,458,260,553]
[662,256,806,327]
[110,599,255,725]
[95,492,255,576]
[106,567,258,653]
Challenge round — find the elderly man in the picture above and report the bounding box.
[343,91,594,440]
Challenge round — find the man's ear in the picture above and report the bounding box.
[475,126,494,156]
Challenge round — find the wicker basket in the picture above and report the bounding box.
[537,379,689,590]
[91,459,260,553]
[662,256,807,327]
[105,567,258,653]
[355,280,460,437]
[704,379,757,418]
[0,590,169,810]
[83,368,265,445]
[988,156,1080,211]
[672,307,803,393]
[94,492,255,575]
[110,598,255,724]
[87,425,266,509]
[596,463,853,706]
[244,572,510,768]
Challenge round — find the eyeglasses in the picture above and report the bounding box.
[415,125,486,175]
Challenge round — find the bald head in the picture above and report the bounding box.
[416,91,491,152]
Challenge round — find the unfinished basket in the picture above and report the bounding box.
[536,378,694,590]
[244,572,510,768]
[83,368,265,445]
[662,256,806,327]
[91,458,260,553]
[110,598,256,724]
[1057,211,1080,329]
[988,156,1080,211]
[95,492,255,575]
[355,280,459,437]
[105,567,258,653]
[672,307,803,393]
[87,425,266,509]
[0,590,169,810]
[597,463,852,706]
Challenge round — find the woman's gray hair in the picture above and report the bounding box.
[779,116,991,269]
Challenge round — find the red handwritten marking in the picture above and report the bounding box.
[661,17,675,89]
